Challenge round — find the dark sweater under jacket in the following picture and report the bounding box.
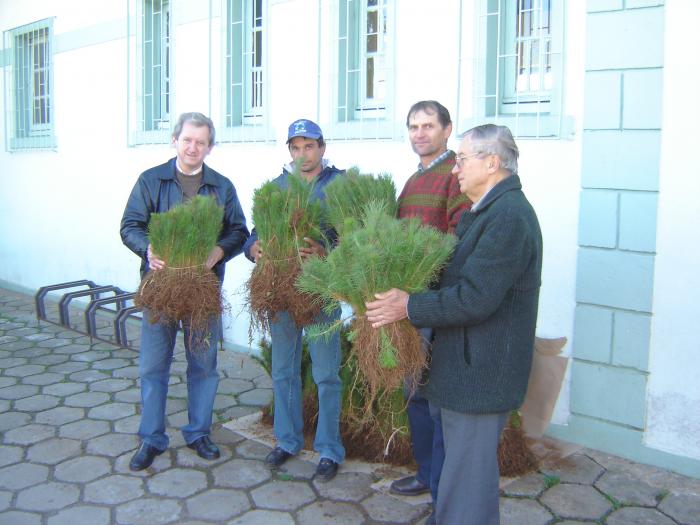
[407,174,543,414]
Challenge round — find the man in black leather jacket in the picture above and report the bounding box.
[120,112,249,471]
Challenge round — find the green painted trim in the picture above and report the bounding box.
[547,417,700,479]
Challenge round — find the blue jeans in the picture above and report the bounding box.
[409,395,444,503]
[406,327,444,503]
[270,308,345,464]
[138,309,220,450]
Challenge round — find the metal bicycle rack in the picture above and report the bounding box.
[35,280,141,350]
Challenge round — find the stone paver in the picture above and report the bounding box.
[116,498,182,525]
[228,509,294,525]
[658,492,700,525]
[148,468,208,498]
[187,489,250,521]
[606,507,677,525]
[212,458,271,488]
[1,287,699,525]
[54,456,112,483]
[297,501,366,525]
[251,480,315,511]
[14,394,60,411]
[47,506,111,525]
[595,470,662,506]
[313,471,374,501]
[15,482,80,511]
[361,492,427,523]
[500,497,552,525]
[26,438,81,465]
[4,423,55,445]
[539,483,612,520]
[85,474,144,504]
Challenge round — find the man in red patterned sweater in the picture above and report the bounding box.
[391,101,470,519]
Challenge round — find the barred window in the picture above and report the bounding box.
[128,0,173,145]
[467,0,568,138]
[332,0,396,140]
[3,18,56,151]
[220,0,269,142]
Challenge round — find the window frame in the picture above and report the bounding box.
[326,0,396,140]
[3,18,56,151]
[467,0,570,139]
[219,0,271,143]
[127,0,174,146]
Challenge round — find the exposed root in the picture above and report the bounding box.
[136,267,222,341]
[247,256,321,333]
[498,418,540,477]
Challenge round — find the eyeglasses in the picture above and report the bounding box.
[454,152,482,167]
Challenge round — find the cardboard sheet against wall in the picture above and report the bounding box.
[521,336,569,438]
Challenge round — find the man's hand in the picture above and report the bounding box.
[250,240,263,263]
[147,244,166,271]
[299,237,326,259]
[205,246,225,270]
[365,288,410,328]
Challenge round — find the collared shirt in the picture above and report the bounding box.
[175,160,203,176]
[417,150,452,174]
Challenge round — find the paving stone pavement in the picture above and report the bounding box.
[1,286,699,525]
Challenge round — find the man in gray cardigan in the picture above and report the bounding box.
[366,124,542,525]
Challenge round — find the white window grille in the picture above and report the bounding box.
[128,0,173,145]
[3,18,56,151]
[467,0,569,138]
[220,0,269,142]
[331,0,395,140]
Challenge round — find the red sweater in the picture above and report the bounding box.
[397,151,471,233]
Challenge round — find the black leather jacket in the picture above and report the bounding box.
[120,158,250,280]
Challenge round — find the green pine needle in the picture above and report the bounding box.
[251,162,324,263]
[323,167,397,237]
[147,195,223,267]
[378,330,398,369]
[297,201,457,314]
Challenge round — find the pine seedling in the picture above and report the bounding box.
[322,166,397,237]
[137,195,224,341]
[247,161,327,331]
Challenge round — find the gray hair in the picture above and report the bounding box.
[172,112,216,146]
[461,124,519,176]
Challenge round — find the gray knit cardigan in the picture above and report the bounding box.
[408,174,543,414]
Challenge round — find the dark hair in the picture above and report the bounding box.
[406,100,452,128]
[172,112,216,146]
[288,136,326,149]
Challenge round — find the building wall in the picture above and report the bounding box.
[0,0,697,476]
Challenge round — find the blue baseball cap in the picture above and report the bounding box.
[286,119,323,143]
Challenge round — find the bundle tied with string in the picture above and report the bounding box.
[136,195,224,338]
[297,200,456,425]
[246,168,324,333]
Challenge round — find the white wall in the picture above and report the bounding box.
[646,1,700,460]
[0,0,583,376]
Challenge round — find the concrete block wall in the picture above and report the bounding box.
[557,0,664,457]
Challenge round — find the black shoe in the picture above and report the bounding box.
[187,436,220,460]
[315,458,339,481]
[129,442,165,471]
[390,475,430,496]
[265,446,293,468]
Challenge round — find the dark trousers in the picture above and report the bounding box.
[407,394,444,503]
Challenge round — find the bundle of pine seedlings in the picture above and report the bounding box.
[136,195,224,337]
[247,169,325,332]
[322,166,397,237]
[297,201,456,422]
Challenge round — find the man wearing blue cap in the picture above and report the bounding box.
[244,119,345,481]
